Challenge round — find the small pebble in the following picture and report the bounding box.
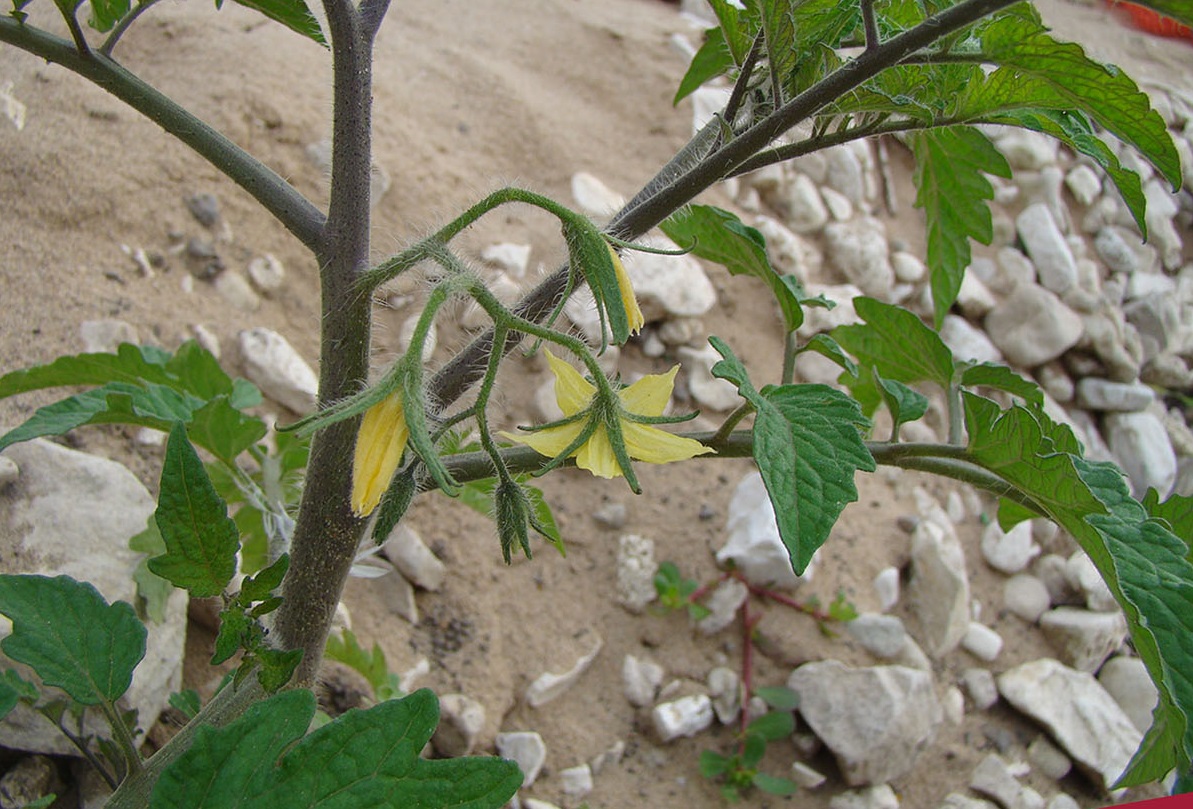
[873,566,900,612]
[560,763,593,798]
[1027,735,1072,780]
[652,694,714,742]
[961,668,999,710]
[0,455,19,488]
[1003,574,1051,623]
[593,501,628,529]
[495,731,547,787]
[185,192,220,227]
[962,623,1003,662]
[791,761,827,789]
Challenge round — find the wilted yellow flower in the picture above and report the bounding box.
[502,351,712,479]
[609,245,645,337]
[351,394,409,517]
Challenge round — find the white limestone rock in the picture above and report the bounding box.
[480,242,531,278]
[570,172,624,219]
[1039,607,1127,673]
[624,236,719,317]
[1065,165,1102,207]
[238,327,318,414]
[891,251,927,283]
[247,254,285,294]
[622,654,664,708]
[791,761,828,789]
[962,623,1004,663]
[696,578,748,635]
[1097,655,1158,734]
[381,524,445,592]
[873,566,900,612]
[830,784,900,809]
[560,763,593,799]
[0,439,188,755]
[997,129,1059,170]
[961,668,999,711]
[496,731,547,787]
[1017,204,1077,294]
[940,314,1003,365]
[907,518,971,658]
[1003,574,1051,623]
[753,215,824,277]
[825,217,895,298]
[678,343,740,411]
[1075,379,1154,412]
[939,794,999,809]
[971,753,1032,809]
[79,319,139,354]
[717,470,814,590]
[615,533,658,614]
[652,694,714,742]
[980,520,1040,575]
[525,634,603,708]
[1027,735,1072,780]
[788,661,942,786]
[1064,551,1118,613]
[431,694,485,757]
[1105,411,1178,498]
[214,270,261,312]
[778,173,830,234]
[846,613,909,659]
[0,456,18,488]
[707,666,741,725]
[984,284,1084,368]
[997,658,1142,792]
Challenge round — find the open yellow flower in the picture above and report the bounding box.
[609,245,644,337]
[351,393,409,517]
[502,351,712,479]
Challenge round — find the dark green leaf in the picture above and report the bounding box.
[0,669,38,721]
[169,689,202,720]
[227,0,326,46]
[971,6,1180,190]
[248,596,283,618]
[753,685,798,711]
[799,334,858,378]
[707,0,753,63]
[960,362,1044,408]
[910,127,1011,326]
[150,424,239,598]
[0,575,146,705]
[85,0,129,31]
[661,205,825,332]
[761,0,798,88]
[699,750,731,779]
[833,297,957,390]
[675,27,735,104]
[186,398,267,465]
[996,497,1041,531]
[152,689,522,809]
[1142,490,1193,556]
[254,648,302,693]
[741,731,767,768]
[874,370,929,440]
[239,555,289,603]
[752,772,799,796]
[0,344,175,397]
[212,609,250,666]
[746,710,795,741]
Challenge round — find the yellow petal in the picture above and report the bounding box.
[498,422,585,459]
[351,394,410,517]
[544,350,595,415]
[618,365,679,418]
[623,422,714,465]
[574,425,624,478]
[610,246,645,336]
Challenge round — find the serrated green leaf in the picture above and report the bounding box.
[799,333,858,377]
[661,205,825,332]
[150,424,239,598]
[152,688,522,809]
[752,772,799,796]
[169,689,202,720]
[0,344,173,397]
[707,0,754,63]
[833,297,957,389]
[910,127,1011,326]
[753,685,799,711]
[186,398,268,465]
[761,0,798,89]
[227,0,326,46]
[254,647,302,693]
[997,497,1040,531]
[971,6,1180,190]
[960,362,1044,408]
[675,27,735,104]
[212,609,249,666]
[0,575,146,705]
[746,710,795,741]
[0,669,38,720]
[85,0,129,30]
[1142,490,1193,556]
[239,555,289,604]
[874,370,929,440]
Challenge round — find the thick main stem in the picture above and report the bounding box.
[272,0,387,687]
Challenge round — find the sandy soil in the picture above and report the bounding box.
[0,0,1189,806]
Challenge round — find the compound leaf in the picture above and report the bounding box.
[152,689,522,809]
[910,126,1011,326]
[832,297,956,390]
[0,575,146,706]
[149,424,239,598]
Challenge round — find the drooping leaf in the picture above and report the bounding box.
[129,520,173,624]
[0,575,146,705]
[227,0,326,47]
[760,0,798,90]
[971,5,1180,189]
[874,370,929,440]
[910,126,1011,326]
[675,26,735,104]
[151,689,522,809]
[563,222,631,345]
[708,0,755,63]
[239,554,289,604]
[832,297,957,389]
[959,362,1044,408]
[1141,490,1193,554]
[798,333,858,378]
[660,205,829,332]
[149,424,239,598]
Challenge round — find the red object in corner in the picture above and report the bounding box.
[1111,793,1193,808]
[1105,1,1193,41]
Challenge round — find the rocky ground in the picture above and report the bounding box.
[1,0,1192,807]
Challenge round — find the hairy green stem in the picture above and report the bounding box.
[99,700,145,779]
[100,0,164,56]
[0,17,327,251]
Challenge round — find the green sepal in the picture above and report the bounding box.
[563,220,631,346]
[371,467,419,545]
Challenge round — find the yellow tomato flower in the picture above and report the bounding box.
[351,393,409,517]
[502,351,712,478]
[609,245,645,337]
